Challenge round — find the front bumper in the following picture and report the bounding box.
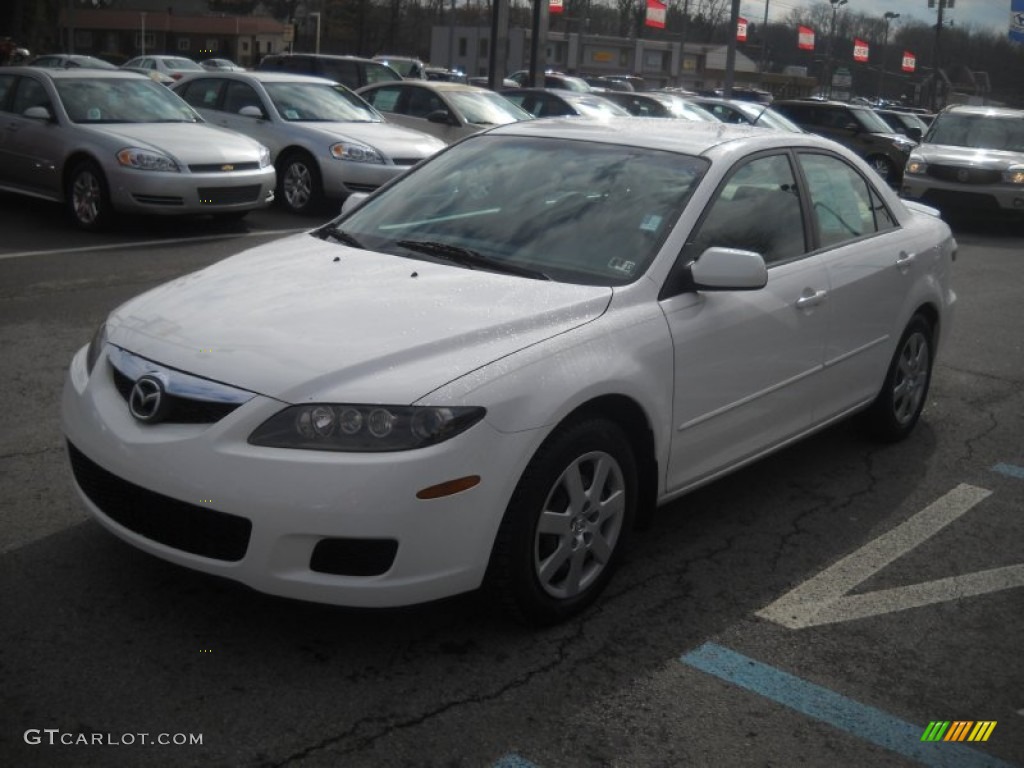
[902,174,1024,213]
[61,344,537,607]
[107,166,276,216]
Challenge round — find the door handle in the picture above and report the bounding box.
[896,251,916,272]
[795,289,828,309]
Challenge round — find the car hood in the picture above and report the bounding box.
[300,121,446,158]
[106,234,612,403]
[915,143,1024,169]
[84,123,265,161]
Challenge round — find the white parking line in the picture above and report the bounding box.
[0,228,309,262]
[756,484,1024,629]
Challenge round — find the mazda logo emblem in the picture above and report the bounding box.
[128,375,167,423]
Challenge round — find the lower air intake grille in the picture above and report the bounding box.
[67,441,251,562]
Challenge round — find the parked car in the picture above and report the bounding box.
[28,54,117,70]
[121,55,204,81]
[63,118,955,625]
[597,91,677,117]
[200,58,245,72]
[507,70,591,92]
[424,66,467,83]
[173,71,445,214]
[691,96,804,132]
[500,87,629,118]
[901,104,1024,217]
[356,80,532,144]
[256,53,401,90]
[0,67,275,230]
[772,99,917,184]
[874,108,928,142]
[372,55,426,79]
[630,91,718,121]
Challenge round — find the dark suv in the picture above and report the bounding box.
[256,53,401,90]
[772,99,917,184]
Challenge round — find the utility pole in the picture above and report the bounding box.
[758,0,769,74]
[929,0,952,111]
[723,0,740,96]
[876,11,899,100]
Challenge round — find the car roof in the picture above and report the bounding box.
[942,104,1024,118]
[4,66,148,81]
[483,114,826,156]
[362,80,491,94]
[179,70,338,86]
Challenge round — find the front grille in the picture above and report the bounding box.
[111,366,240,424]
[928,165,1002,184]
[197,185,261,205]
[133,194,184,206]
[189,162,261,173]
[310,538,398,576]
[921,189,1000,210]
[68,441,251,562]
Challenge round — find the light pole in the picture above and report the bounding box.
[824,0,847,98]
[876,11,899,100]
[308,12,321,55]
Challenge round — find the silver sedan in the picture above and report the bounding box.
[174,71,447,213]
[0,67,276,230]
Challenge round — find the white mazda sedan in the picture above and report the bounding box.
[62,119,957,625]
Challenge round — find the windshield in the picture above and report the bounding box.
[447,90,532,125]
[925,112,1024,151]
[264,82,380,122]
[853,107,898,133]
[651,94,718,122]
[164,58,204,72]
[570,96,630,117]
[736,103,803,132]
[333,135,707,286]
[55,78,201,124]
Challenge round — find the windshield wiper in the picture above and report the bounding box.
[318,226,364,249]
[395,239,549,280]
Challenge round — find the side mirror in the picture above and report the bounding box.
[689,247,768,291]
[239,105,265,119]
[341,192,369,215]
[426,109,453,125]
[23,106,52,121]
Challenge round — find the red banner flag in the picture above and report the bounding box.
[853,38,869,62]
[901,51,916,72]
[737,17,748,42]
[645,0,666,29]
[549,0,563,14]
[798,26,815,51]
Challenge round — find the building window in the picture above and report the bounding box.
[458,38,467,57]
[135,32,155,49]
[242,41,250,52]
[205,39,219,53]
[178,38,191,51]
[479,39,489,58]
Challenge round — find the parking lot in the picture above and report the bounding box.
[1,192,1022,767]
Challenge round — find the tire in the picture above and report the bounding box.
[276,151,323,215]
[864,314,934,442]
[486,418,637,626]
[66,160,114,231]
[867,155,896,184]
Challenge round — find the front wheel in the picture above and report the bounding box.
[486,418,637,625]
[864,314,934,442]
[66,160,114,231]
[276,151,323,215]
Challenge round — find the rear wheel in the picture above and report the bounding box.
[486,418,637,625]
[66,160,114,231]
[276,151,323,215]
[864,314,934,442]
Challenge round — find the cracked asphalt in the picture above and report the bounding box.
[1,195,1021,768]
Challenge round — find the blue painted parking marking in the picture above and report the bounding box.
[492,754,540,768]
[992,463,1024,481]
[680,643,1018,768]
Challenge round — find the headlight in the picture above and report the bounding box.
[330,142,384,164]
[116,147,180,172]
[85,321,107,376]
[249,404,486,452]
[257,144,272,168]
[905,158,928,175]
[1002,167,1024,184]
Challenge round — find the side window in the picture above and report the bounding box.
[178,79,223,110]
[406,87,443,117]
[362,86,401,113]
[365,62,401,85]
[687,153,807,265]
[799,152,892,248]
[223,81,262,114]
[321,60,358,88]
[11,77,52,116]
[0,74,15,111]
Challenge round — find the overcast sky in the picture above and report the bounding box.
[740,0,1014,36]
